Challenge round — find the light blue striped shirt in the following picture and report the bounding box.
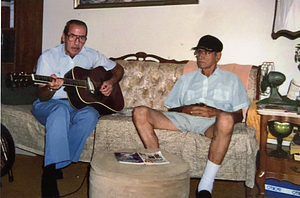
[35,44,116,99]
[164,67,249,112]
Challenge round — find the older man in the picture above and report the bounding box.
[132,35,249,198]
[31,19,124,198]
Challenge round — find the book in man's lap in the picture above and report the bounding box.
[114,151,169,165]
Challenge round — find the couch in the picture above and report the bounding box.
[1,52,260,190]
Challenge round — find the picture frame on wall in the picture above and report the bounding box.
[74,0,199,9]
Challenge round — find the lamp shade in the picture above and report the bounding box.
[272,0,300,40]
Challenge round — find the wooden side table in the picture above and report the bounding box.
[256,109,300,197]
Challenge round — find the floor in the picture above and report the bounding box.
[1,154,265,198]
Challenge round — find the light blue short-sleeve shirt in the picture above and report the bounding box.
[35,44,116,99]
[163,67,250,134]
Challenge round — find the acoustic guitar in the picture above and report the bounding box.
[7,66,124,115]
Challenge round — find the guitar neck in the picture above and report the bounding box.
[32,74,87,88]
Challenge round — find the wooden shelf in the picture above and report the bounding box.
[1,0,43,73]
[1,27,15,31]
[256,112,300,196]
[1,28,15,64]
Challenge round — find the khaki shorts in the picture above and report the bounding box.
[162,111,216,135]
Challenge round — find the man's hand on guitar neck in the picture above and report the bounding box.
[48,74,64,91]
[38,74,64,102]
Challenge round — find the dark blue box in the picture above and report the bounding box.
[265,179,300,198]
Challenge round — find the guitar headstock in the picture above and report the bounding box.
[6,72,34,88]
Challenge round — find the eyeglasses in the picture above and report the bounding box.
[67,34,87,43]
[194,49,213,57]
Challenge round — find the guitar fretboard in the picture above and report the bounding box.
[32,75,87,88]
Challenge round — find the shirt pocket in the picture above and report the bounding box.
[185,89,195,102]
[213,83,231,102]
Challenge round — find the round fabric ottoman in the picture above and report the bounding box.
[89,149,190,198]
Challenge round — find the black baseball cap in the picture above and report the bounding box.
[191,35,223,52]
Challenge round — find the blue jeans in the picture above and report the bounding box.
[31,99,99,169]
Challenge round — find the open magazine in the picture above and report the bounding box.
[114,151,170,165]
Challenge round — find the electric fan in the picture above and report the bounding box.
[257,63,296,106]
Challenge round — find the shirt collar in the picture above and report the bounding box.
[197,64,221,77]
[214,65,221,76]
[58,43,67,58]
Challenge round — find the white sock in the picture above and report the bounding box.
[198,160,220,193]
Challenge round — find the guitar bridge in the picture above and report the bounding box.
[86,77,95,94]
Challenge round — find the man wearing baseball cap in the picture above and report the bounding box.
[132,35,249,198]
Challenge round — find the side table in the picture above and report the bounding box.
[256,108,300,197]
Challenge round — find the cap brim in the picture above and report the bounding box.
[191,46,214,51]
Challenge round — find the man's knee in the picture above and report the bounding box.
[216,112,234,133]
[51,103,69,116]
[78,107,99,123]
[217,112,234,123]
[132,106,150,121]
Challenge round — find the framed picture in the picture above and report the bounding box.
[74,0,199,9]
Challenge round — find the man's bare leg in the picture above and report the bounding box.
[205,112,235,164]
[132,106,179,149]
[198,112,235,194]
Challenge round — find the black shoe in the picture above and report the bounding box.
[41,164,60,198]
[196,190,212,198]
[55,169,63,180]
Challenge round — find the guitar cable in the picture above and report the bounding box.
[60,126,97,197]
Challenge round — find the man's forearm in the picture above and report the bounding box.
[38,85,56,102]
[109,64,124,85]
[169,105,243,123]
[168,106,184,113]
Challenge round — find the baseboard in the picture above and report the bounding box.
[15,147,37,156]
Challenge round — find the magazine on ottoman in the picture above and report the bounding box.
[114,151,169,165]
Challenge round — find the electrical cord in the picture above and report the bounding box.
[60,166,89,197]
[60,126,97,197]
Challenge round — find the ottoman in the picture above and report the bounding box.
[89,148,190,198]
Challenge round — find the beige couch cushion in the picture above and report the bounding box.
[116,60,185,111]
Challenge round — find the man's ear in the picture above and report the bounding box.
[216,52,222,62]
[61,33,66,43]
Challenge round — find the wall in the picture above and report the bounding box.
[43,0,300,94]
